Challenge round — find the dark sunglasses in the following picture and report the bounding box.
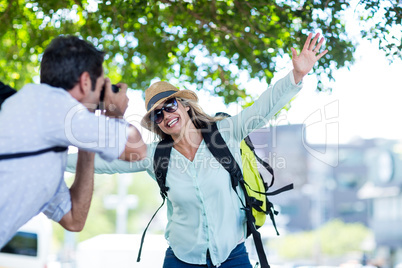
[150,98,179,124]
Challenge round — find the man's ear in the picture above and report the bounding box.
[79,72,92,96]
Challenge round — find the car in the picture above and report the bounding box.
[0,214,52,268]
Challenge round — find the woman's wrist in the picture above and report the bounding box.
[292,69,305,85]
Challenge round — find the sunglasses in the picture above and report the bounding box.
[150,98,179,124]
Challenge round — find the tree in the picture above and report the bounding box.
[0,1,396,104]
[269,219,372,260]
[357,0,402,60]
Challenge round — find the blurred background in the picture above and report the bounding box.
[1,0,402,267]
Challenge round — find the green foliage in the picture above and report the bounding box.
[0,0,357,104]
[269,219,372,260]
[0,1,398,104]
[357,0,402,60]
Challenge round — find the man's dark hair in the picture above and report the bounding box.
[40,35,105,91]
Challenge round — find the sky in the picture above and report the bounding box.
[125,1,402,145]
[282,2,402,145]
[285,39,402,144]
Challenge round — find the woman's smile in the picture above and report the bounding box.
[166,117,179,128]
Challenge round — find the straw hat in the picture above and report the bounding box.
[140,81,198,130]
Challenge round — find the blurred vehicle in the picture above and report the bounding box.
[0,214,52,268]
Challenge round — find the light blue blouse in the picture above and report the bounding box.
[66,71,302,266]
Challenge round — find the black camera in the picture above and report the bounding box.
[100,84,119,102]
[97,84,119,109]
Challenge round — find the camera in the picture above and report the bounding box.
[97,84,119,110]
[100,84,119,102]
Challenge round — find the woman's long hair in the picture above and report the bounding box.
[150,97,225,141]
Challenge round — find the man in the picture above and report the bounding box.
[0,36,147,247]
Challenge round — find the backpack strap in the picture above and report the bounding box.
[202,123,242,190]
[153,137,174,198]
[0,82,68,160]
[136,196,167,262]
[0,81,17,109]
[137,136,173,262]
[202,122,270,268]
[0,146,68,160]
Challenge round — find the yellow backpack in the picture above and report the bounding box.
[241,139,268,229]
[240,137,293,232]
[139,122,293,268]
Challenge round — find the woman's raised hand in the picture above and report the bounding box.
[291,33,328,84]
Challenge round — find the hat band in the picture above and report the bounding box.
[147,90,177,111]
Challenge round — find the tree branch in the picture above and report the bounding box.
[389,0,402,19]
[73,0,84,9]
[0,0,14,23]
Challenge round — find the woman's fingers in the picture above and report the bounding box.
[313,37,325,53]
[291,47,298,59]
[303,33,313,51]
[316,49,329,60]
[308,33,321,51]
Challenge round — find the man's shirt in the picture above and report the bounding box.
[0,83,128,247]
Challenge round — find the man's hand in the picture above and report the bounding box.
[58,150,95,232]
[291,33,328,84]
[103,78,129,117]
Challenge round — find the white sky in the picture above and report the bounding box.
[285,1,402,144]
[287,40,402,144]
[125,1,402,145]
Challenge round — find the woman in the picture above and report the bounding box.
[67,33,327,267]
